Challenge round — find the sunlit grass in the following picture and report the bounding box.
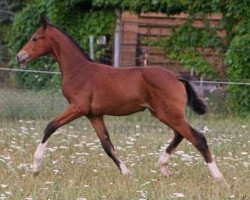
[0,117,249,199]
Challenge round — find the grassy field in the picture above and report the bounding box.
[0,116,249,200]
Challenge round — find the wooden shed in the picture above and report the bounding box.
[119,12,226,77]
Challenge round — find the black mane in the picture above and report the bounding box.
[48,24,94,62]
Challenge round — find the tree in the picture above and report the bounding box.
[0,0,23,63]
[0,0,22,23]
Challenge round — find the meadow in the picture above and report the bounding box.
[0,114,249,200]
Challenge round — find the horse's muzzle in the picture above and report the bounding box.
[16,51,29,65]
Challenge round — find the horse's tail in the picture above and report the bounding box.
[179,78,207,115]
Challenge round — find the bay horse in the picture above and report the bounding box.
[16,16,224,181]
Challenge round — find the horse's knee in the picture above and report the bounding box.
[41,121,58,143]
[190,127,208,150]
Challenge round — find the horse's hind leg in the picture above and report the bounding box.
[187,125,224,180]
[89,116,131,175]
[172,120,223,180]
[157,110,224,180]
[158,131,183,177]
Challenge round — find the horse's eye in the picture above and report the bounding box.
[32,38,37,42]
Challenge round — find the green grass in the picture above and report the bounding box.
[0,89,67,119]
[0,117,249,199]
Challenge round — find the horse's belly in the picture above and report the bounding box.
[107,104,147,116]
[90,99,146,116]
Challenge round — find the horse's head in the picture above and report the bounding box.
[16,16,52,65]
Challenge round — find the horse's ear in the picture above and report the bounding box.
[41,16,50,29]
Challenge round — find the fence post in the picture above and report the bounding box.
[144,53,148,66]
[89,35,94,60]
[199,76,204,130]
[50,89,55,118]
[114,9,122,67]
[190,68,194,76]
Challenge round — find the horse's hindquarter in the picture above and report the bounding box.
[142,67,187,113]
[89,67,149,116]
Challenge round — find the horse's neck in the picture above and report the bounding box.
[50,28,91,80]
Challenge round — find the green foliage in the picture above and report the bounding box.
[8,0,58,89]
[223,4,250,116]
[0,24,11,60]
[225,34,250,116]
[0,0,23,67]
[8,0,115,89]
[65,0,187,14]
[152,23,224,78]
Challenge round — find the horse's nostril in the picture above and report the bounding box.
[16,52,29,64]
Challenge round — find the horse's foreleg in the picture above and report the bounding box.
[33,105,82,176]
[159,131,183,177]
[89,116,131,175]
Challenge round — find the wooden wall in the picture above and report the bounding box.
[120,12,226,77]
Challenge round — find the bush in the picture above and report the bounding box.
[149,23,224,79]
[225,34,250,116]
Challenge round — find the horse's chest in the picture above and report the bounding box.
[61,81,88,103]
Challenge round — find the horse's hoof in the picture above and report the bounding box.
[160,166,171,177]
[119,162,131,175]
[121,169,132,176]
[33,171,40,177]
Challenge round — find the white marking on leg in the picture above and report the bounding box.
[207,161,224,180]
[33,142,48,174]
[158,152,171,177]
[118,159,131,175]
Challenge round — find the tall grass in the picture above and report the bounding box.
[0,89,67,119]
[0,117,249,199]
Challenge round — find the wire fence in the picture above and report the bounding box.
[1,17,249,137]
[0,68,249,123]
[0,72,248,146]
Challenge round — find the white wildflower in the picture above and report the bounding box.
[173,192,185,198]
[5,192,12,195]
[0,184,8,189]
[243,162,250,168]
